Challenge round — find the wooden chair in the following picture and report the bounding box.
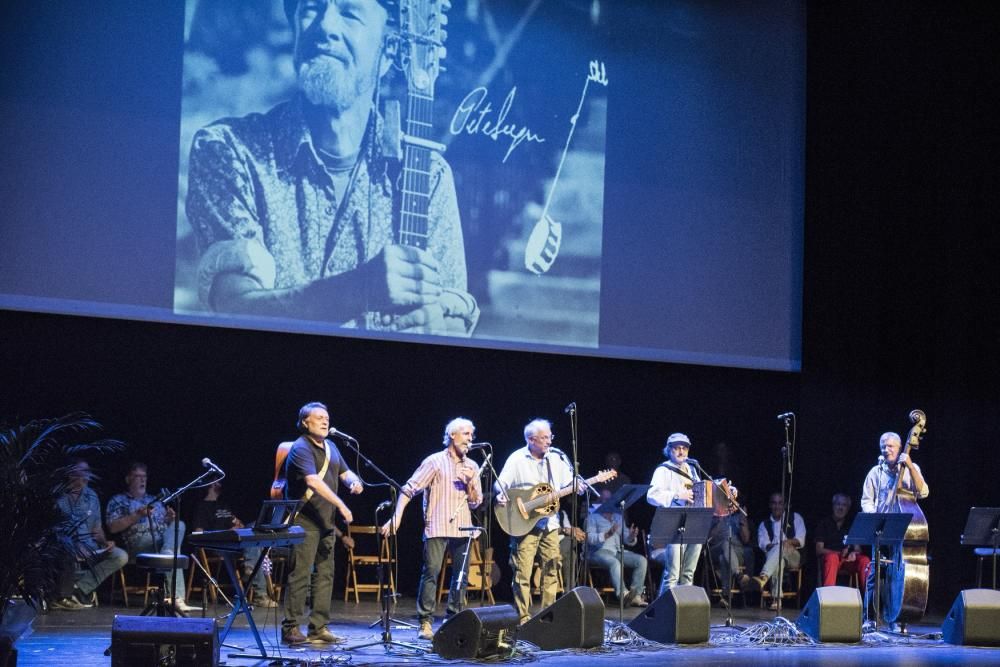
[108,561,156,608]
[436,540,497,604]
[185,547,228,605]
[343,525,394,602]
[584,560,617,600]
[760,564,803,609]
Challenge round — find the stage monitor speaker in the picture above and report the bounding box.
[942,588,1000,646]
[518,586,605,650]
[432,604,519,660]
[627,584,709,644]
[796,586,862,643]
[111,615,219,667]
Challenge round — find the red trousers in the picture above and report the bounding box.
[819,551,871,590]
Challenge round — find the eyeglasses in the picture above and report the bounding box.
[532,434,554,442]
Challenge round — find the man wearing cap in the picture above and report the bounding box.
[646,433,702,594]
[186,0,478,335]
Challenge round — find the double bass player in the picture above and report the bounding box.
[860,426,930,629]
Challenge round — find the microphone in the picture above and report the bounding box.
[328,427,358,442]
[376,500,393,512]
[201,457,224,475]
[468,442,491,451]
[564,402,577,413]
[776,412,795,420]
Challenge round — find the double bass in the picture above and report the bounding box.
[879,409,929,628]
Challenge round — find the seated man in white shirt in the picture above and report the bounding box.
[752,492,806,610]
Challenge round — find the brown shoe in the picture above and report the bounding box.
[282,627,308,645]
[418,620,434,640]
[307,627,344,644]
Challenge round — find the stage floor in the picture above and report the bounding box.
[13,595,1000,666]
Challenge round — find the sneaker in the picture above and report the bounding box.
[751,575,769,591]
[166,598,202,614]
[50,597,86,611]
[252,594,278,608]
[620,590,637,608]
[282,627,309,645]
[629,594,649,608]
[768,600,781,611]
[307,627,344,644]
[736,574,752,592]
[72,588,95,608]
[418,620,434,640]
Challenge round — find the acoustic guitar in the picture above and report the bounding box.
[494,470,617,537]
[269,441,293,500]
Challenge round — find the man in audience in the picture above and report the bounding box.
[50,459,128,611]
[815,492,871,589]
[107,462,198,613]
[752,492,806,610]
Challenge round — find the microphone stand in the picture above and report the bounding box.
[566,404,580,590]
[335,436,425,654]
[159,467,219,614]
[690,461,745,629]
[474,449,496,606]
[774,414,795,615]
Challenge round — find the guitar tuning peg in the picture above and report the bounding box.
[440,0,452,11]
[439,14,449,25]
[439,28,448,42]
[437,46,447,60]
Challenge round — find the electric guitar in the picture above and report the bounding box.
[494,469,617,537]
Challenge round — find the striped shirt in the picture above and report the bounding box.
[402,449,483,539]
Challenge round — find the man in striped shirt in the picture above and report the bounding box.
[381,418,483,640]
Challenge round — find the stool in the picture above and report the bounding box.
[135,553,190,616]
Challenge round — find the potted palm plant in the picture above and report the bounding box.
[0,413,123,666]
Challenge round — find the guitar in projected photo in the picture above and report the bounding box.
[525,60,608,275]
[495,469,617,537]
[367,0,458,332]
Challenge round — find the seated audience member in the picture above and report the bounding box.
[585,489,648,606]
[106,462,198,613]
[815,492,870,589]
[708,503,753,595]
[752,492,806,610]
[558,507,587,591]
[191,480,276,607]
[50,459,128,611]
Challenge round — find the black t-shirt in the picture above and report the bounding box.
[192,499,235,532]
[286,436,350,529]
[814,515,849,551]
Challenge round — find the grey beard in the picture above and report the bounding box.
[297,57,371,112]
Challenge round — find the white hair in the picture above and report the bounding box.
[443,417,474,446]
[524,419,551,442]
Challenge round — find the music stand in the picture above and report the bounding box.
[593,485,650,623]
[844,512,912,632]
[960,507,1000,589]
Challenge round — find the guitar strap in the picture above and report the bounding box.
[301,441,331,504]
[661,462,696,482]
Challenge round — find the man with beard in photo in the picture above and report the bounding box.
[186,0,477,335]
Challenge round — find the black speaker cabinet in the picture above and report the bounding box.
[796,586,862,643]
[519,586,605,650]
[111,615,219,667]
[432,604,520,660]
[627,585,709,644]
[942,588,1000,646]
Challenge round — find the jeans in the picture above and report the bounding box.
[659,543,701,595]
[589,548,647,598]
[417,537,472,622]
[282,517,335,633]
